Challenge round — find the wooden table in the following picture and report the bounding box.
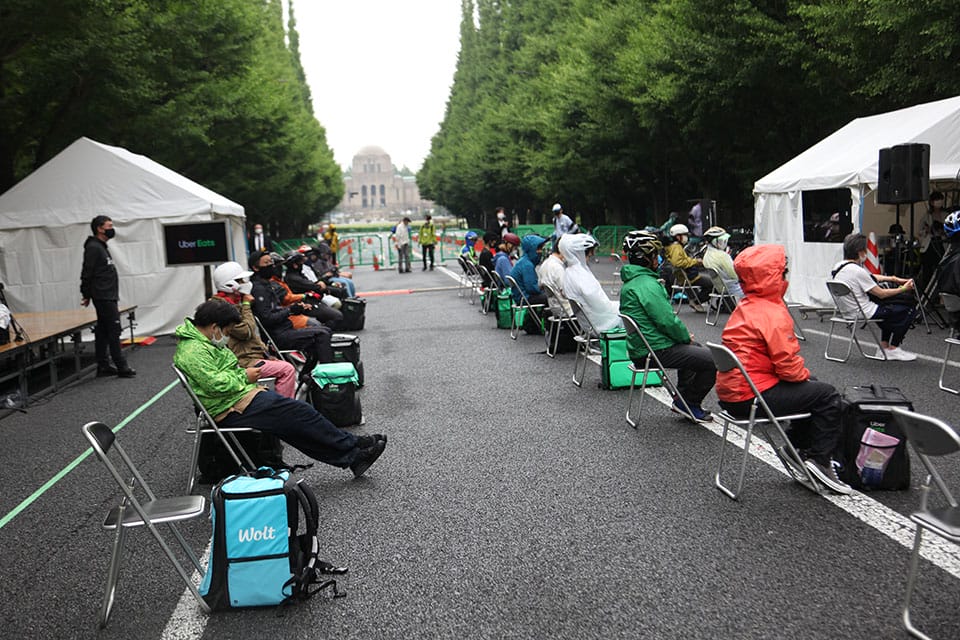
[0,306,137,412]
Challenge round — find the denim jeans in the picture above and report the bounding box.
[219,391,358,467]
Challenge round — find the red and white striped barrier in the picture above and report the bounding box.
[866,232,880,275]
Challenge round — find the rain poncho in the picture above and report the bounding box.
[559,234,622,332]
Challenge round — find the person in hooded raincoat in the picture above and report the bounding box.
[717,244,851,494]
[559,233,621,331]
[509,235,548,305]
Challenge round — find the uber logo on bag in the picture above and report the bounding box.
[238,525,277,543]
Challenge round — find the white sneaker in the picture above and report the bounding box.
[884,346,917,361]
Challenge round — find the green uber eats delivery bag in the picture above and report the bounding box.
[600,329,662,390]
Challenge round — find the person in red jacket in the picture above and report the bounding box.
[716,244,850,495]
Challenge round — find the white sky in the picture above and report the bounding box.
[292,1,462,172]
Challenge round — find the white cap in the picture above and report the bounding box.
[552,203,563,213]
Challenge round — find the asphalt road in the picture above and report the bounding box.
[1,257,958,639]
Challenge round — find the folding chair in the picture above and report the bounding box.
[891,408,960,640]
[569,299,602,387]
[464,259,482,305]
[670,269,704,314]
[619,313,696,428]
[456,255,471,297]
[540,283,581,358]
[476,265,494,315]
[172,364,256,493]
[938,293,960,394]
[82,421,210,627]
[705,342,823,500]
[702,267,737,327]
[504,275,545,341]
[786,301,807,341]
[824,280,888,362]
[254,315,307,372]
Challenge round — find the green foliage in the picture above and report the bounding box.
[420,0,960,228]
[0,0,341,236]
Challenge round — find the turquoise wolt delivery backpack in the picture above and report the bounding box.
[200,468,346,609]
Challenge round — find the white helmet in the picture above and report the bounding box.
[552,203,563,213]
[213,261,253,294]
[669,223,690,237]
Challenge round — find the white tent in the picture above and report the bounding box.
[754,95,960,307]
[0,137,246,335]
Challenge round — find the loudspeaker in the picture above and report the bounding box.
[877,143,930,204]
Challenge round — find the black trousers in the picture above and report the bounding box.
[422,244,435,268]
[650,342,716,406]
[719,379,841,464]
[93,298,126,369]
[274,325,333,380]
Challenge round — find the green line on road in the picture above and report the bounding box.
[0,379,178,530]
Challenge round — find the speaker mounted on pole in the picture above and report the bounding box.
[877,143,930,205]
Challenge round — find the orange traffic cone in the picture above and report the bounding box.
[373,254,380,271]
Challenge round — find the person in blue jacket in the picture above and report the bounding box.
[494,233,521,284]
[510,234,548,305]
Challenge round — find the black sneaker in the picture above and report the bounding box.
[116,367,137,378]
[350,439,386,478]
[355,434,388,448]
[803,458,852,495]
[96,366,118,377]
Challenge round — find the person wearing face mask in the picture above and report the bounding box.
[281,252,344,327]
[509,235,549,305]
[249,223,274,253]
[211,262,297,398]
[831,233,918,361]
[249,252,334,383]
[174,300,387,478]
[718,244,851,494]
[80,215,135,377]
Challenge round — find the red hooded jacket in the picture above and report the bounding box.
[716,244,809,403]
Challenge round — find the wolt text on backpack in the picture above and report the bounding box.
[199,468,345,609]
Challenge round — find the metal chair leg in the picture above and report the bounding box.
[824,322,854,362]
[715,417,753,500]
[625,367,640,428]
[939,336,960,394]
[99,504,128,628]
[902,526,934,640]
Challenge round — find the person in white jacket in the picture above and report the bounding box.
[537,240,572,315]
[559,233,622,332]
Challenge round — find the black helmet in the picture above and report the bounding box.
[283,251,304,266]
[623,230,662,263]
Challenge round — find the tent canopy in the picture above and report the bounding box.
[753,96,960,308]
[0,137,246,336]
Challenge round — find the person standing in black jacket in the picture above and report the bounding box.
[80,215,135,377]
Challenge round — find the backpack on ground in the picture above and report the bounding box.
[200,468,345,610]
[197,430,285,485]
[331,333,364,387]
[309,362,362,428]
[837,385,912,491]
[600,329,662,390]
[337,298,366,331]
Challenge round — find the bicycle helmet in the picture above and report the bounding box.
[669,223,690,238]
[944,211,960,239]
[212,261,253,294]
[703,225,730,250]
[623,230,662,265]
[465,231,478,244]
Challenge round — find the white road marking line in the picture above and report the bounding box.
[797,326,957,367]
[161,544,210,638]
[642,385,960,579]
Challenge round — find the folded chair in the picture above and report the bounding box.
[891,408,960,640]
[938,293,960,394]
[540,283,581,358]
[824,280,888,362]
[619,313,696,428]
[504,275,545,341]
[705,342,823,500]
[569,299,602,387]
[172,364,256,493]
[82,421,210,628]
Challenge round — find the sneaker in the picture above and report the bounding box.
[803,458,852,495]
[690,301,706,313]
[354,434,388,449]
[350,439,386,478]
[884,346,917,361]
[671,398,713,423]
[96,365,118,377]
[117,367,137,378]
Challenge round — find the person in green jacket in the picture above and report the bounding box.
[174,300,386,478]
[419,215,437,271]
[619,230,716,423]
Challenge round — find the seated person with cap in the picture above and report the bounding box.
[701,226,744,302]
[174,300,386,478]
[831,232,918,361]
[619,230,716,423]
[211,262,297,398]
[266,252,342,329]
[249,251,335,381]
[559,233,621,331]
[494,233,521,283]
[718,244,850,494]
[664,223,713,311]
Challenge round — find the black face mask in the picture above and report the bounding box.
[259,265,276,278]
[103,228,116,239]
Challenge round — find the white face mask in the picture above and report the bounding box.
[211,328,229,348]
[237,282,253,295]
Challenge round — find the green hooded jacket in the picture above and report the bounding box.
[619,263,691,358]
[173,318,257,417]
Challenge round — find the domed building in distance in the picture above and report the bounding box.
[338,145,433,216]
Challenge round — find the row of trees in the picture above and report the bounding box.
[418,0,960,231]
[0,0,342,237]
